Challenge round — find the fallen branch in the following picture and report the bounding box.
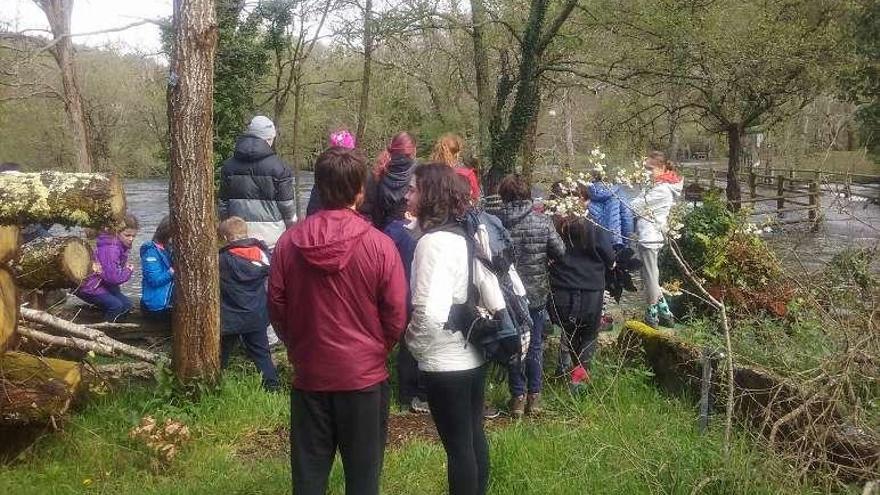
[19,308,161,363]
[91,362,156,382]
[87,322,140,330]
[18,326,117,358]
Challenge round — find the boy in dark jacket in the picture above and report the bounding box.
[218,216,279,391]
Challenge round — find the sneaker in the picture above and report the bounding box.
[569,366,591,396]
[644,305,660,329]
[525,393,542,416]
[483,404,501,420]
[508,395,526,419]
[410,397,430,414]
[657,297,675,327]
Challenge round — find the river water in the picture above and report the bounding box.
[66,172,878,300]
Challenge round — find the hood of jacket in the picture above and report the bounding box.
[233,134,275,163]
[589,182,617,204]
[96,232,127,253]
[220,238,270,283]
[139,241,169,261]
[383,154,416,188]
[494,200,533,229]
[291,209,371,273]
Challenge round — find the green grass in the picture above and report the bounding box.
[0,356,843,495]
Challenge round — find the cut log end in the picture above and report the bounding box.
[12,236,92,290]
[0,268,18,352]
[0,351,82,425]
[0,226,20,265]
[108,174,126,222]
[60,238,91,283]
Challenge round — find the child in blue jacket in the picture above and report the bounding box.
[140,216,174,322]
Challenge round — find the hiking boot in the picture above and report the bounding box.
[644,305,660,329]
[483,404,501,420]
[508,395,526,419]
[525,393,542,416]
[410,397,430,414]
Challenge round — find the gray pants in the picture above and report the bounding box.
[638,245,662,305]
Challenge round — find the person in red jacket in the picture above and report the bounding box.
[268,146,408,495]
[432,133,481,201]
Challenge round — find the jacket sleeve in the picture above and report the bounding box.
[378,242,408,351]
[218,166,229,220]
[595,226,616,269]
[618,191,634,247]
[141,247,172,288]
[407,235,459,355]
[305,185,321,216]
[267,240,291,346]
[274,166,297,225]
[546,217,566,261]
[98,244,132,286]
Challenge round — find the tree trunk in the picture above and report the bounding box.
[727,124,744,210]
[0,351,82,425]
[290,78,304,220]
[11,236,91,290]
[168,0,220,384]
[520,103,540,183]
[0,172,125,228]
[470,0,492,163]
[355,0,373,144]
[36,0,93,173]
[0,226,20,266]
[562,89,575,163]
[0,269,18,352]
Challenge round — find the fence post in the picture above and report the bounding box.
[788,168,795,181]
[777,174,785,218]
[845,171,852,198]
[809,180,820,232]
[710,168,717,190]
[749,171,757,199]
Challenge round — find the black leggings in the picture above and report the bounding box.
[549,289,603,369]
[424,365,489,495]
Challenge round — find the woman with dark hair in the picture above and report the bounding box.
[547,182,615,393]
[405,163,505,495]
[140,215,174,321]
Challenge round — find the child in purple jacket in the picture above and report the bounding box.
[75,214,139,321]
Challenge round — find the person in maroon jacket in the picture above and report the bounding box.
[268,146,408,495]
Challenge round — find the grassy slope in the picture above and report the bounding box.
[0,358,838,495]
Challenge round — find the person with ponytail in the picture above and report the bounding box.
[372,132,418,229]
[629,151,683,328]
[431,133,480,201]
[305,129,357,216]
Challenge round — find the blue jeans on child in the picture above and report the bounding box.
[221,330,280,390]
[507,307,546,396]
[77,286,132,322]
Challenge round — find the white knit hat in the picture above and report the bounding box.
[247,115,276,142]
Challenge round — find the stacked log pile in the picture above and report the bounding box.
[0,172,160,428]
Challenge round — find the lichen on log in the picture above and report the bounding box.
[0,268,18,352]
[0,226,20,265]
[0,172,126,228]
[0,351,82,425]
[11,236,92,290]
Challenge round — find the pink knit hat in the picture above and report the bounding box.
[328,130,356,149]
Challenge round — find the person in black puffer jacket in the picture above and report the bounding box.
[488,174,565,418]
[219,116,296,250]
[547,181,615,394]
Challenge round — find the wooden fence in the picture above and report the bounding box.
[677,163,880,231]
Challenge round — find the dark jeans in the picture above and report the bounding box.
[220,330,279,390]
[425,365,489,495]
[507,307,546,396]
[396,342,427,404]
[290,381,390,495]
[77,286,132,322]
[548,289,603,371]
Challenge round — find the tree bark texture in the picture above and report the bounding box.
[727,124,744,210]
[36,0,93,173]
[168,0,220,384]
[355,0,373,144]
[0,226,20,267]
[0,350,82,425]
[0,172,125,228]
[19,307,162,363]
[0,269,17,352]
[11,236,91,290]
[470,0,492,164]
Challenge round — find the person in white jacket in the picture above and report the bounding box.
[405,163,504,495]
[629,151,683,328]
